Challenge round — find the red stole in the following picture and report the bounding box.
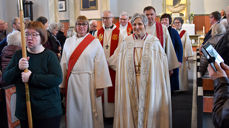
[156,22,164,47]
[179,30,186,39]
[116,22,133,35]
[97,27,119,102]
[65,34,95,93]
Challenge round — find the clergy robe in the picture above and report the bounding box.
[95,24,123,117]
[60,33,112,128]
[168,26,183,91]
[113,34,172,128]
[178,29,193,91]
[116,22,132,38]
[146,23,180,70]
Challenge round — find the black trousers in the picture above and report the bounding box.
[20,115,61,128]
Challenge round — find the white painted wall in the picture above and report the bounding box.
[59,0,69,21]
[111,0,229,17]
[1,0,229,24]
[32,0,49,20]
[0,0,18,31]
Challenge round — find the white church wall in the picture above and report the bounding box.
[59,0,69,21]
[0,0,18,31]
[111,0,229,17]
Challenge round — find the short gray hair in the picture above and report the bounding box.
[48,23,58,32]
[57,23,64,31]
[119,11,129,18]
[11,17,19,27]
[130,13,148,26]
[89,20,97,25]
[102,10,113,17]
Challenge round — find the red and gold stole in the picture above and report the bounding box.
[65,34,95,92]
[115,22,133,36]
[156,22,164,47]
[97,27,120,102]
[179,30,186,39]
[97,27,120,56]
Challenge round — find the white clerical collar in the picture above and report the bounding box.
[120,24,128,29]
[102,24,116,30]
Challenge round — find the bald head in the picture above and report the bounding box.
[102,10,114,28]
[226,6,229,23]
[0,20,8,31]
[0,20,4,30]
[89,20,97,31]
[12,17,20,31]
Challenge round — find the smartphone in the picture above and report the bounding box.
[201,43,224,71]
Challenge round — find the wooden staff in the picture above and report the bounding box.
[18,0,33,127]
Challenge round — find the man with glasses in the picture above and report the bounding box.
[203,11,221,45]
[89,20,97,36]
[95,10,123,118]
[115,11,132,38]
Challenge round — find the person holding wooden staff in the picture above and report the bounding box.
[3,21,63,128]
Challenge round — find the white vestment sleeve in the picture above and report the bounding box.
[163,26,180,70]
[184,32,194,57]
[94,39,112,89]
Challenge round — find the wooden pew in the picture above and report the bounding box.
[0,85,20,128]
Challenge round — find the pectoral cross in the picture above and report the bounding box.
[105,44,109,49]
[136,64,141,75]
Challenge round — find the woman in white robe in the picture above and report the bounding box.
[113,13,172,128]
[173,17,194,91]
[60,16,112,128]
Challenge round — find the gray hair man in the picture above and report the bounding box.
[116,11,132,38]
[95,10,123,118]
[89,20,97,36]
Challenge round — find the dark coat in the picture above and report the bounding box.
[168,26,183,91]
[213,77,229,128]
[215,26,229,65]
[56,31,66,48]
[1,45,21,72]
[43,31,61,59]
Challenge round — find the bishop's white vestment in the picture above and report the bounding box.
[178,29,193,90]
[146,23,180,70]
[113,34,172,128]
[60,33,112,128]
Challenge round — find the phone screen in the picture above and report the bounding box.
[205,44,224,64]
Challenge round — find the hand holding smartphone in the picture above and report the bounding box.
[201,43,224,72]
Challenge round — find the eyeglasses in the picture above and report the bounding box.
[25,32,40,38]
[120,18,128,21]
[76,23,88,26]
[174,22,181,24]
[102,17,112,20]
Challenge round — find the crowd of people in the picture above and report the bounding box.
[0,4,229,128]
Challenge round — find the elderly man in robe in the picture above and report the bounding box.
[115,11,132,38]
[143,6,179,72]
[95,10,123,118]
[173,17,194,90]
[60,15,112,128]
[113,13,172,128]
